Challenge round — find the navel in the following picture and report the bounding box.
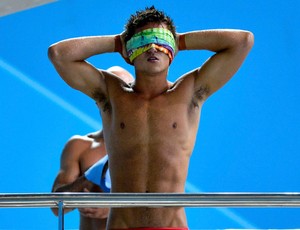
[120,122,125,129]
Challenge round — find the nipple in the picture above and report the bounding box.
[120,122,125,129]
[172,122,177,129]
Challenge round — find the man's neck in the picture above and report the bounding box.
[133,73,170,98]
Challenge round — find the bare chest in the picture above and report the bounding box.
[101,93,201,151]
[116,95,193,132]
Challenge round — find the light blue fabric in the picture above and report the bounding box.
[84,155,111,192]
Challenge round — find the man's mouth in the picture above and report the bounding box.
[147,56,159,62]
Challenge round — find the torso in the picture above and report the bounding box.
[95,74,204,228]
[80,217,107,230]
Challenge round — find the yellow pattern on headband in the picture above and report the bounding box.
[126,28,175,64]
[128,44,173,63]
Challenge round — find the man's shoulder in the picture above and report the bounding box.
[65,134,94,150]
[168,72,197,91]
[69,134,92,142]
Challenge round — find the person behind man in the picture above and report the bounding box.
[51,67,133,230]
[51,130,108,230]
[48,5,254,230]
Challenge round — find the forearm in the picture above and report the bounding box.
[48,35,117,63]
[179,29,254,53]
[53,176,93,193]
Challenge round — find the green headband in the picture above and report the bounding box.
[126,28,176,62]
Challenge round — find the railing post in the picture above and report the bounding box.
[58,200,64,230]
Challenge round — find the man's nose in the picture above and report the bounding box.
[147,45,158,53]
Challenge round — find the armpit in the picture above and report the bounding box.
[190,85,209,109]
[93,88,111,112]
[194,85,209,101]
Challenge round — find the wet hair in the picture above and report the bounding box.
[124,6,176,43]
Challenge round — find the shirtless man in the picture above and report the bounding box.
[48,6,254,230]
[51,67,133,230]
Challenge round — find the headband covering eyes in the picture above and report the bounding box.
[126,28,176,63]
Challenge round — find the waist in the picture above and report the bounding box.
[108,207,187,229]
[111,228,188,230]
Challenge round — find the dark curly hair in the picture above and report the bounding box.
[124,6,176,43]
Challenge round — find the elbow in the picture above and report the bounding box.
[50,188,60,216]
[240,31,254,50]
[48,44,61,64]
[48,42,70,65]
[51,207,59,217]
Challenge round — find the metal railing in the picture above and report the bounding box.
[1,192,300,229]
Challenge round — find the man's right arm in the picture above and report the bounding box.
[48,35,118,98]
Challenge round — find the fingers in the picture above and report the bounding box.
[78,207,109,219]
[116,32,132,64]
[83,187,90,192]
[79,187,109,218]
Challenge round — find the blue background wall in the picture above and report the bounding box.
[0,0,299,229]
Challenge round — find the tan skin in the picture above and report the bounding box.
[51,67,134,230]
[49,21,254,228]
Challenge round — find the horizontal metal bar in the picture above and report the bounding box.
[1,193,300,208]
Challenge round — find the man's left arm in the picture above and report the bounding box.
[178,29,254,99]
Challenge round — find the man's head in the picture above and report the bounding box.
[124,6,176,43]
[124,6,176,65]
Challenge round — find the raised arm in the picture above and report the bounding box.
[179,29,254,99]
[48,35,127,98]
